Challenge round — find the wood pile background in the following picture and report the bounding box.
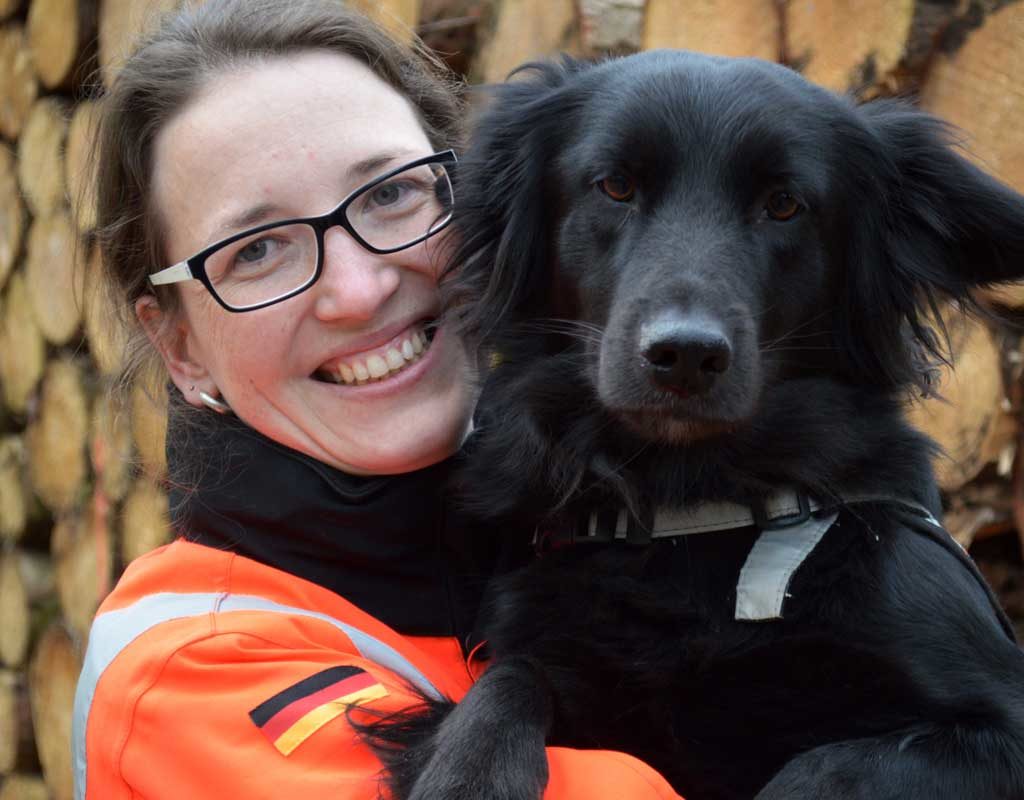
[0,0,1022,796]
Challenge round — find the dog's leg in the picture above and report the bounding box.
[406,656,553,800]
[754,724,1024,800]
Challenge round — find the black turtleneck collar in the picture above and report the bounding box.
[165,396,499,647]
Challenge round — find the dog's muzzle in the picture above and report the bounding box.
[639,310,732,397]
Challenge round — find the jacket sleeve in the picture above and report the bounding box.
[89,631,681,800]
[91,631,421,800]
[545,747,684,799]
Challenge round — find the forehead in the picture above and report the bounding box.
[563,52,840,184]
[152,51,433,258]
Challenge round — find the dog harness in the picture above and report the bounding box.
[536,490,1016,638]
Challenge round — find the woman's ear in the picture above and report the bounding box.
[135,294,212,407]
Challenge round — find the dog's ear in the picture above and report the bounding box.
[443,57,587,341]
[859,100,1024,291]
[836,100,1024,388]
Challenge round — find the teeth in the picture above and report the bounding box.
[366,355,389,378]
[319,326,434,385]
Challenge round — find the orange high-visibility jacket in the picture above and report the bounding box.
[73,539,683,800]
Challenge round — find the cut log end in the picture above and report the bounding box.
[26,359,90,514]
[0,145,24,290]
[16,97,68,219]
[0,273,47,416]
[24,211,83,346]
[27,623,79,800]
[0,25,39,141]
[121,476,170,564]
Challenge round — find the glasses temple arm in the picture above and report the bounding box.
[148,261,194,286]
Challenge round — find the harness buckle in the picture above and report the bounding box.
[752,492,811,531]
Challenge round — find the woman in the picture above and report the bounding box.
[72,1,682,798]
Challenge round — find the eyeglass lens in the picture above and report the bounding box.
[204,161,453,309]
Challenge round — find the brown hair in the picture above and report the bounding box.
[93,0,465,401]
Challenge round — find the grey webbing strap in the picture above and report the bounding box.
[733,494,940,622]
[558,491,947,623]
[586,489,821,541]
[734,511,839,621]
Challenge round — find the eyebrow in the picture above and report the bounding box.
[205,150,422,244]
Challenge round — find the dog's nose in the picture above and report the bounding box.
[640,313,732,396]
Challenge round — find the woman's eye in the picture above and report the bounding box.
[765,191,802,221]
[369,181,406,207]
[237,238,272,263]
[598,175,635,202]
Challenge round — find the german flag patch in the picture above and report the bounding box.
[249,666,388,756]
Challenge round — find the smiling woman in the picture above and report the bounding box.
[70,1,684,799]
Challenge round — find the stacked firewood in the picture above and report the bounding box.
[0,1,1022,797]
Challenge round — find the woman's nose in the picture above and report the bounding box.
[313,227,400,322]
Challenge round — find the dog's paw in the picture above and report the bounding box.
[405,658,551,800]
[404,723,547,800]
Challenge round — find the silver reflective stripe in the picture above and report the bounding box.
[72,592,441,800]
[734,512,840,621]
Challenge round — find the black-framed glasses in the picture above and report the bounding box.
[148,150,456,312]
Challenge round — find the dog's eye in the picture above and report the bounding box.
[765,191,801,221]
[598,175,635,202]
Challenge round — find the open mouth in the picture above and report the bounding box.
[313,320,437,386]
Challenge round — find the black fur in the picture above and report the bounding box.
[368,51,1024,800]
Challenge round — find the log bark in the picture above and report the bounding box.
[579,0,644,53]
[0,273,46,416]
[478,0,580,83]
[64,100,99,233]
[786,0,918,93]
[91,392,132,503]
[131,380,167,478]
[0,775,49,800]
[121,476,170,564]
[24,211,82,346]
[97,0,180,87]
[26,0,98,90]
[52,499,112,643]
[906,309,1010,491]
[82,244,126,376]
[27,623,78,800]
[0,145,23,292]
[0,25,39,141]
[0,670,38,775]
[26,359,89,514]
[644,0,779,60]
[16,97,68,219]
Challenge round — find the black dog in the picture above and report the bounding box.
[368,50,1024,800]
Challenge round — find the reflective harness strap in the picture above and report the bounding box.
[538,490,1003,626]
[72,592,442,800]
